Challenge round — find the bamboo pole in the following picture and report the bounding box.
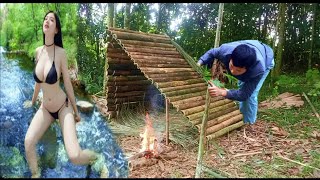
[190,107,239,126]
[107,58,133,64]
[166,98,169,145]
[107,52,130,59]
[107,79,151,86]
[186,102,236,120]
[172,96,223,108]
[205,114,243,135]
[161,82,206,93]
[132,58,189,65]
[107,47,125,53]
[174,96,224,111]
[107,91,146,98]
[206,110,241,128]
[118,39,175,48]
[168,91,207,103]
[165,86,208,97]
[106,85,149,93]
[107,69,143,76]
[149,72,200,80]
[182,99,232,116]
[134,63,190,68]
[156,78,204,88]
[113,31,171,44]
[140,67,194,74]
[196,5,224,176]
[302,92,320,120]
[124,45,176,51]
[108,27,169,38]
[107,75,147,81]
[129,52,182,58]
[125,47,180,55]
[107,95,145,104]
[206,120,244,141]
[108,64,137,70]
[151,75,201,83]
[130,54,186,62]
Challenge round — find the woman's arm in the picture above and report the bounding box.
[60,49,80,120]
[31,82,41,105]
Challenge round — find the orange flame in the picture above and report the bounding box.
[140,112,158,157]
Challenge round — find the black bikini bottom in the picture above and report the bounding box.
[46,97,69,119]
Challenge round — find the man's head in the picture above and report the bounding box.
[229,44,256,76]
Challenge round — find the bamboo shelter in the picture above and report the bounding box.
[102,27,244,140]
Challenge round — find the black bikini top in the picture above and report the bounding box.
[33,46,59,84]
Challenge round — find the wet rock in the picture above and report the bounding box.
[3,120,13,129]
[76,101,94,113]
[0,108,7,114]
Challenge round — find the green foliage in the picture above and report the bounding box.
[209,79,225,88]
[77,3,106,94]
[306,69,320,96]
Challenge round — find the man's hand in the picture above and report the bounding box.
[23,100,33,108]
[208,81,227,97]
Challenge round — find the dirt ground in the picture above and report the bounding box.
[115,118,320,178]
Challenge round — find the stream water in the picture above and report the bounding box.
[0,46,128,178]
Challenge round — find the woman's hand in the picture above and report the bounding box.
[74,112,81,123]
[23,100,33,108]
[208,81,227,97]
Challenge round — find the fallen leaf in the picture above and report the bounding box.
[158,160,165,172]
[313,169,320,178]
[311,131,320,140]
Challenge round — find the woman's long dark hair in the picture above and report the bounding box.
[43,11,63,48]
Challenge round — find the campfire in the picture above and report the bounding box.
[128,112,177,172]
[139,112,159,158]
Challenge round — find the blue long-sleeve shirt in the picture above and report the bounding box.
[198,40,275,101]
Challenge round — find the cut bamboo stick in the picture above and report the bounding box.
[148,72,200,79]
[107,52,130,59]
[107,69,143,76]
[190,106,239,126]
[205,114,243,135]
[107,75,147,82]
[206,109,241,128]
[151,75,201,83]
[128,52,182,58]
[132,59,188,65]
[118,39,175,48]
[182,99,233,116]
[168,91,207,102]
[107,80,151,86]
[130,54,186,62]
[107,91,146,98]
[133,63,190,68]
[123,45,176,51]
[110,30,171,44]
[107,47,125,53]
[156,78,205,88]
[107,58,133,64]
[160,82,206,93]
[108,27,169,38]
[186,102,237,120]
[206,120,244,140]
[107,96,145,104]
[165,86,208,98]
[125,47,180,55]
[140,67,194,74]
[174,96,224,111]
[108,64,138,70]
[107,85,149,93]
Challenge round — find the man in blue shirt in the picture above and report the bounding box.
[197,40,275,125]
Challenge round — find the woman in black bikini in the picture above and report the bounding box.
[23,11,107,178]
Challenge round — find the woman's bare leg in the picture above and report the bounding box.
[24,105,54,178]
[58,104,108,177]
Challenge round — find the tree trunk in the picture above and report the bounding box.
[124,3,131,29]
[31,4,38,41]
[108,3,114,28]
[273,3,286,78]
[113,3,117,28]
[308,3,317,70]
